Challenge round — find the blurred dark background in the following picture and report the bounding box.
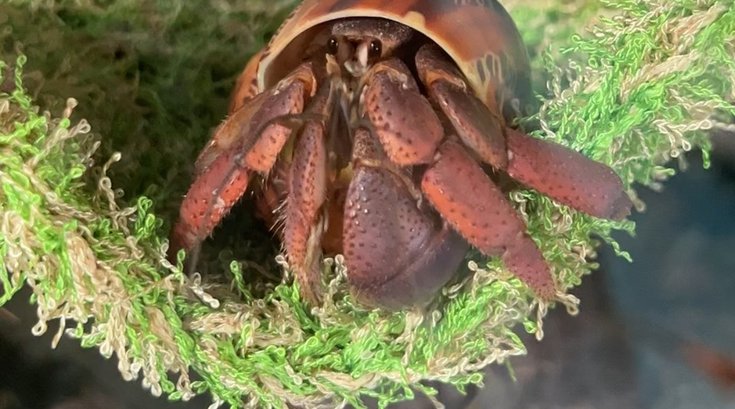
[1,137,734,409]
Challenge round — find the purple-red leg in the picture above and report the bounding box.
[416,44,508,170]
[170,148,251,256]
[169,62,316,259]
[415,44,631,221]
[505,128,632,220]
[283,119,328,305]
[421,141,556,299]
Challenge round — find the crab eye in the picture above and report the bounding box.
[327,37,339,55]
[368,40,382,58]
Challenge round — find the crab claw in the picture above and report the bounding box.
[343,130,469,309]
[421,141,556,299]
[505,128,632,220]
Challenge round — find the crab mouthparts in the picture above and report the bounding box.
[344,42,369,77]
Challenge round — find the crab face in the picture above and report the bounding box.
[170,0,632,310]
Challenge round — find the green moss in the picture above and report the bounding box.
[1,0,733,408]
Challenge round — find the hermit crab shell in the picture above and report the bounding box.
[253,0,533,119]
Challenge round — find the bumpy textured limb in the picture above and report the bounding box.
[421,141,556,299]
[283,122,328,305]
[505,128,632,220]
[415,44,631,221]
[170,149,252,258]
[416,44,508,170]
[169,63,316,258]
[282,85,334,305]
[343,129,469,309]
[359,59,444,166]
[195,63,316,175]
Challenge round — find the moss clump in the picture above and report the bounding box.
[1,0,734,408]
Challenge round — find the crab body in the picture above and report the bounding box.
[171,0,631,309]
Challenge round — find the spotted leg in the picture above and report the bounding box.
[421,141,556,299]
[416,44,631,220]
[169,62,317,260]
[280,84,334,305]
[504,128,632,220]
[356,57,549,301]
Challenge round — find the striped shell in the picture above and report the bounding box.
[253,0,532,118]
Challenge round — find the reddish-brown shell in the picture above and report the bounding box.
[253,0,532,117]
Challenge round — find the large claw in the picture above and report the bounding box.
[343,130,469,309]
[505,128,632,220]
[344,169,469,309]
[421,141,556,299]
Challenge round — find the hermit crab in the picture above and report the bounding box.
[170,0,632,309]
